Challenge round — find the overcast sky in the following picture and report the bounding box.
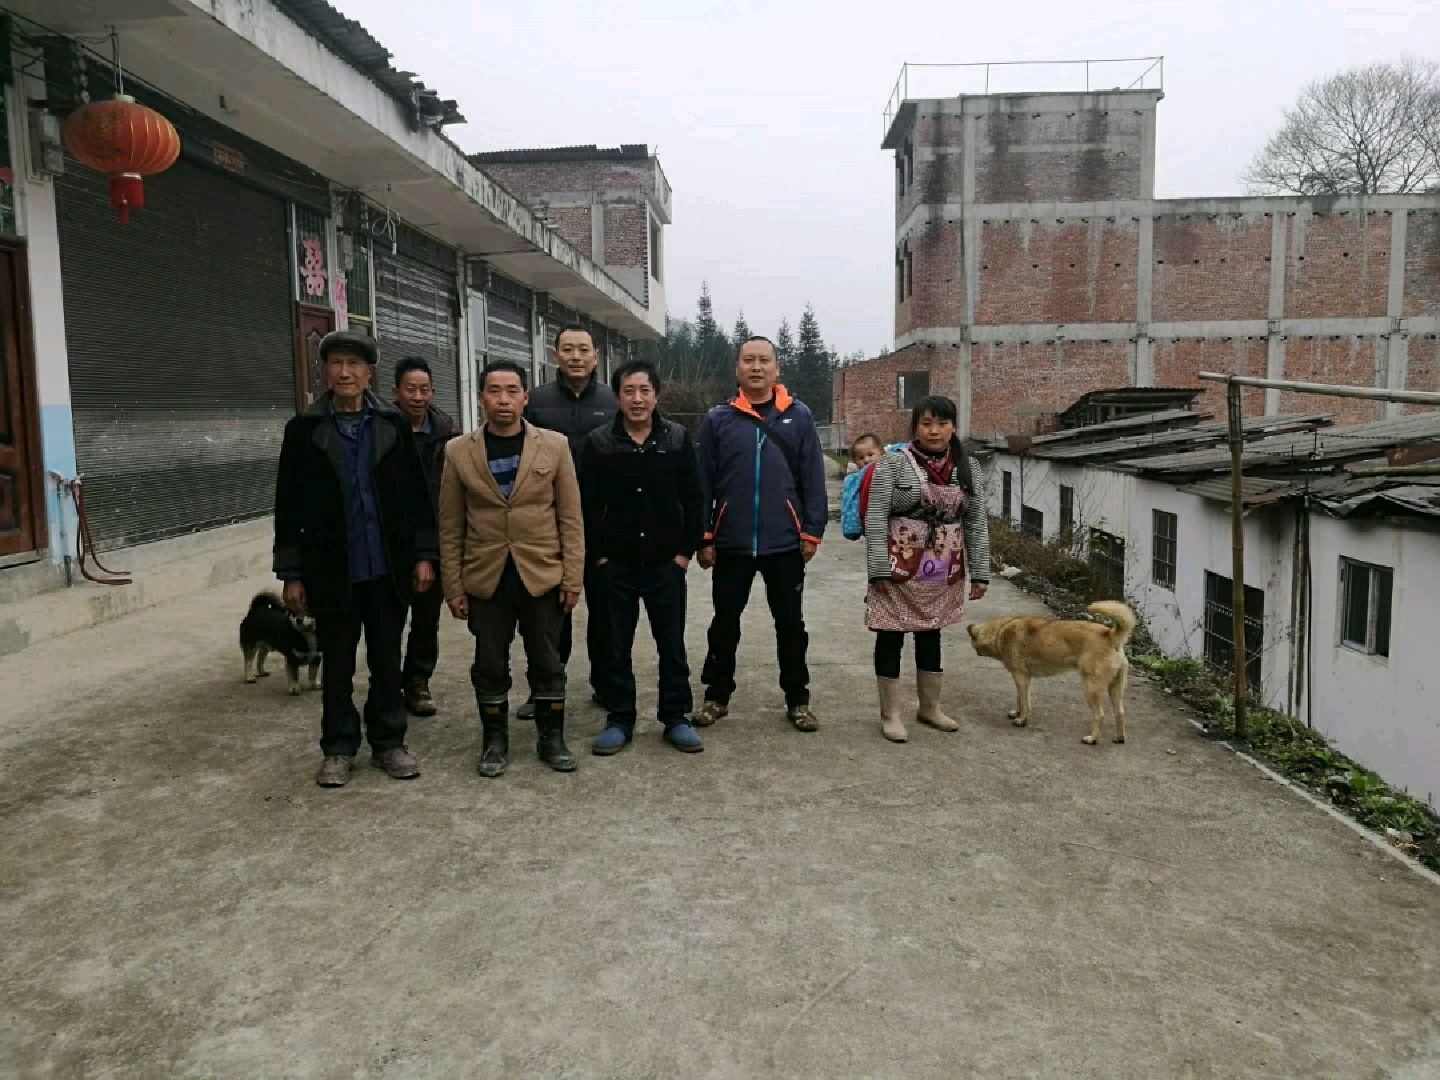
[339,0,1437,356]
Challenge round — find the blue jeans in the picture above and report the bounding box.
[602,559,693,728]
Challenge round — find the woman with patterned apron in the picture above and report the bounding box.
[863,395,992,742]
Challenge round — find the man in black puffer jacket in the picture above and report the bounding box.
[579,359,706,756]
[521,323,619,717]
[392,357,460,718]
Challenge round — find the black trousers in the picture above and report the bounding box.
[559,560,612,702]
[314,579,409,758]
[874,629,942,679]
[604,559,693,728]
[701,549,809,708]
[401,584,444,682]
[468,560,568,705]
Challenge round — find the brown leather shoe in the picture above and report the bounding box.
[404,679,437,717]
[316,755,354,787]
[371,747,421,780]
[787,705,819,732]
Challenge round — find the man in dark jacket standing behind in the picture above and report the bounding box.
[521,323,619,718]
[274,331,438,788]
[693,335,828,733]
[392,356,459,718]
[579,359,706,756]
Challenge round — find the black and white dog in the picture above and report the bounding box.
[240,592,320,695]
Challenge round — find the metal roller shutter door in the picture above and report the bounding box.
[374,252,461,419]
[485,293,532,374]
[55,157,294,550]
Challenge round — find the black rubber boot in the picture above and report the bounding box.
[478,700,509,778]
[534,699,577,772]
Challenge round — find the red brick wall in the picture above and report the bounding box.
[898,222,961,338]
[481,159,658,202]
[974,219,1137,325]
[1278,337,1386,423]
[1404,210,1440,317]
[1153,213,1272,322]
[1404,335,1440,414]
[1153,338,1267,416]
[1284,210,1390,320]
[974,106,1147,204]
[836,346,960,446]
[603,205,648,269]
[546,206,592,258]
[970,341,1130,437]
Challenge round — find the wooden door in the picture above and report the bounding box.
[294,303,336,409]
[0,242,44,562]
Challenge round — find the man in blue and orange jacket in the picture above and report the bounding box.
[692,335,828,732]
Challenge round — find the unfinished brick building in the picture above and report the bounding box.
[469,144,671,337]
[834,66,1440,441]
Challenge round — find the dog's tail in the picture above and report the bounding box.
[1088,601,1137,652]
[249,591,285,614]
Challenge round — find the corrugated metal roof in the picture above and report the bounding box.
[273,0,465,127]
[1176,476,1296,504]
[1026,408,1209,446]
[1033,413,1332,463]
[1125,412,1440,475]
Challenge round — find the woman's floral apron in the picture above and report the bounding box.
[866,448,969,633]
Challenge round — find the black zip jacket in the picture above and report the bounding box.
[411,405,460,512]
[578,411,705,566]
[524,373,619,460]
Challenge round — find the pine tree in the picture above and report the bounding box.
[787,304,834,421]
[693,282,728,381]
[731,310,753,354]
[775,318,797,368]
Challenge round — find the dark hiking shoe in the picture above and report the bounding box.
[692,700,728,728]
[371,747,421,780]
[404,679,437,717]
[316,756,354,787]
[787,705,819,732]
[517,700,535,721]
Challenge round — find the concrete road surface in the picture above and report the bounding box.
[2,540,1439,1079]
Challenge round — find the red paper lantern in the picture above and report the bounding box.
[63,95,180,224]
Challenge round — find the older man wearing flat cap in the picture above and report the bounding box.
[273,330,439,788]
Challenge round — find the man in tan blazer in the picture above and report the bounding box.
[439,360,585,778]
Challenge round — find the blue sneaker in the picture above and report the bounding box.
[592,725,632,756]
[664,722,704,753]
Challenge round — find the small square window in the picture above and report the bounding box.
[897,370,930,411]
[1340,558,1392,658]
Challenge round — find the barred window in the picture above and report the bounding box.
[1152,510,1178,590]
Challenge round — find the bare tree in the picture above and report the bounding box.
[1244,58,1440,195]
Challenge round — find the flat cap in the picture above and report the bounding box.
[318,330,379,365]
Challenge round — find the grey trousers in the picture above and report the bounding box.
[467,559,567,705]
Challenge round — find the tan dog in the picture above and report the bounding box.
[966,601,1136,745]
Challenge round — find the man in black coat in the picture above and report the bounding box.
[520,323,619,717]
[579,360,706,756]
[391,356,460,718]
[273,331,438,788]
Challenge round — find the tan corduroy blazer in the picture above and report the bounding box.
[438,422,585,601]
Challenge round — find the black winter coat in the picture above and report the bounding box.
[273,391,439,614]
[411,405,460,512]
[523,373,618,460]
[578,411,705,566]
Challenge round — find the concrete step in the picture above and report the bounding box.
[0,518,271,657]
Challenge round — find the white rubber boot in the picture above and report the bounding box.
[878,677,907,743]
[916,670,960,731]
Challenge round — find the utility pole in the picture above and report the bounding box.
[1226,377,1248,738]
